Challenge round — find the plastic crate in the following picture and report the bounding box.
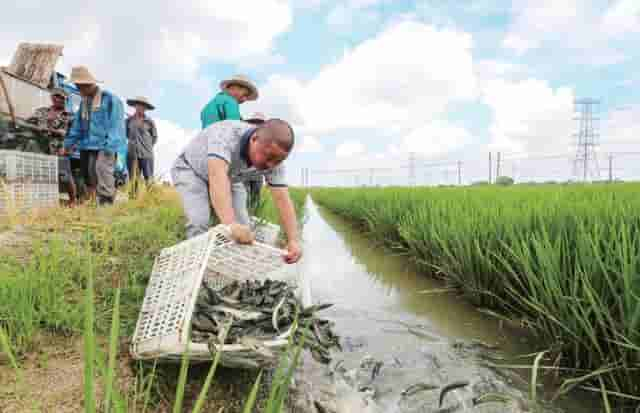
[249,216,281,246]
[130,224,306,366]
[0,150,58,214]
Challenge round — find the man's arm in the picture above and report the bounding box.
[64,110,81,150]
[222,98,241,120]
[207,158,236,225]
[149,119,158,145]
[105,95,125,154]
[269,186,302,263]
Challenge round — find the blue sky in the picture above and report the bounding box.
[2,0,639,184]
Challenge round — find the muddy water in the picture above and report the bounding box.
[296,197,600,413]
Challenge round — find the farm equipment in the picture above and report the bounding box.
[0,42,129,211]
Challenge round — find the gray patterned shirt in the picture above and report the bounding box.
[126,115,157,159]
[180,120,287,186]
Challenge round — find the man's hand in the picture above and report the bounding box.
[284,240,302,264]
[51,128,66,137]
[230,223,255,244]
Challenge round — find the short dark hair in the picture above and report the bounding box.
[258,118,295,152]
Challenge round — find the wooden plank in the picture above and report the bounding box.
[0,73,16,125]
[7,43,63,88]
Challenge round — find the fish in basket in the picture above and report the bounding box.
[130,223,339,369]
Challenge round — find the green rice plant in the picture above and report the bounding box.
[311,184,640,404]
[84,245,96,413]
[104,287,121,413]
[241,370,263,413]
[1,185,307,412]
[172,330,192,413]
[0,325,20,383]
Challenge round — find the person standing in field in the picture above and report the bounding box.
[170,119,302,264]
[199,75,260,219]
[200,75,258,129]
[64,66,126,206]
[243,112,267,210]
[125,96,158,183]
[26,88,77,205]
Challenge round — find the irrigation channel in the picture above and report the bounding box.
[292,196,600,413]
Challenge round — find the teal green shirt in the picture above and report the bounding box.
[200,91,241,129]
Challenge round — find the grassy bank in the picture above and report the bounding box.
[311,184,640,405]
[0,184,308,412]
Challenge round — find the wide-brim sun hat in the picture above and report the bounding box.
[67,66,101,85]
[126,96,155,110]
[220,74,258,101]
[245,112,267,123]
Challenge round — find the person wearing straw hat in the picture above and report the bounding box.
[243,112,267,209]
[244,112,266,125]
[125,96,158,183]
[64,66,126,206]
[25,88,78,205]
[200,74,258,129]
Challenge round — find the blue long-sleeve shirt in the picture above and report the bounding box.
[65,89,126,154]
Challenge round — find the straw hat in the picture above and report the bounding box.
[67,66,101,85]
[220,75,258,101]
[126,96,155,110]
[245,112,266,124]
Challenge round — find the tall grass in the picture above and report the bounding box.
[311,184,640,403]
[0,184,308,412]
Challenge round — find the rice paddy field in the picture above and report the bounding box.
[310,183,640,406]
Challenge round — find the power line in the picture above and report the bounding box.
[572,98,601,182]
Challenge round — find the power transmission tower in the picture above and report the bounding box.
[572,98,601,182]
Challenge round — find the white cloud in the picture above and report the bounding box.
[241,74,305,127]
[601,106,640,151]
[152,119,198,179]
[502,0,638,65]
[482,78,575,154]
[297,135,324,153]
[602,0,640,37]
[0,1,292,99]
[253,20,477,136]
[503,0,582,55]
[401,121,472,158]
[336,141,365,157]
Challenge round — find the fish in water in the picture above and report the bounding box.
[439,380,470,407]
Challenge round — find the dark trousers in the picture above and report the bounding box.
[127,157,153,181]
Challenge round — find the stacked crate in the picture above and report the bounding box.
[0,150,58,215]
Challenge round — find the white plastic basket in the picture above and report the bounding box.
[249,216,281,246]
[0,150,58,215]
[130,224,306,367]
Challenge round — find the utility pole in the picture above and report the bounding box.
[457,161,462,185]
[496,152,501,178]
[369,168,374,186]
[488,152,492,184]
[608,155,613,183]
[572,98,601,182]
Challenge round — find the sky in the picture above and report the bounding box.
[2,0,639,185]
